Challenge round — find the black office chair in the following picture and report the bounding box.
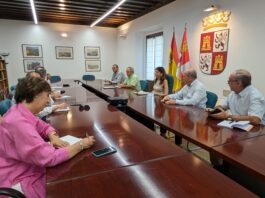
[206,91,218,108]
[140,80,148,91]
[165,74,174,94]
[0,187,26,198]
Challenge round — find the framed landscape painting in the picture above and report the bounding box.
[84,46,100,59]
[22,44,43,58]
[85,60,101,72]
[23,59,43,72]
[55,46,73,59]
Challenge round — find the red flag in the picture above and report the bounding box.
[177,26,191,79]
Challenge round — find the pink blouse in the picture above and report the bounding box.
[0,103,69,198]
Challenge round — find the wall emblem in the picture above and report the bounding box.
[199,29,229,75]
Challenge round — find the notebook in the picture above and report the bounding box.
[217,120,254,131]
[55,107,70,112]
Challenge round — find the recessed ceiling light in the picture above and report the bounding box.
[59,0,65,2]
[59,3,65,7]
[60,7,65,10]
[61,33,68,37]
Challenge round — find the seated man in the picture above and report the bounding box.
[210,69,265,125]
[119,66,141,91]
[106,64,125,84]
[161,69,207,145]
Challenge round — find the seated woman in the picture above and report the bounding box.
[0,77,95,198]
[152,67,168,96]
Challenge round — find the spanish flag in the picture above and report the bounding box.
[167,31,181,91]
[177,27,190,80]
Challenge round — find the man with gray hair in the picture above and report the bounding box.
[106,64,125,84]
[119,66,141,91]
[210,69,265,125]
[162,69,207,108]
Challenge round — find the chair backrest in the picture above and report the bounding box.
[50,75,62,83]
[0,187,26,198]
[165,74,174,94]
[82,74,95,81]
[206,91,218,108]
[140,80,148,91]
[0,99,12,116]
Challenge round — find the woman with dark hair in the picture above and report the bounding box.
[0,77,95,197]
[153,67,168,96]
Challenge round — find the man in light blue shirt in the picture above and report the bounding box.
[162,70,207,109]
[106,64,125,84]
[210,69,265,125]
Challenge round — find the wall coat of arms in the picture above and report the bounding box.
[199,29,229,75]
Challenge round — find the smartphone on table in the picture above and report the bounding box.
[92,146,117,157]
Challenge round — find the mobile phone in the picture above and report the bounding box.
[92,147,117,157]
[209,108,222,114]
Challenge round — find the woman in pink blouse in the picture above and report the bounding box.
[0,77,95,198]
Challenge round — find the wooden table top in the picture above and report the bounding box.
[211,135,265,181]
[77,80,265,149]
[47,154,256,198]
[46,100,186,183]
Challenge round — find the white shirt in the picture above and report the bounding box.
[168,79,207,109]
[223,85,265,125]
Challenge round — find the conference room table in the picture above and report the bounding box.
[46,81,255,197]
[72,79,265,186]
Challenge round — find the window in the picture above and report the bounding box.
[145,32,163,80]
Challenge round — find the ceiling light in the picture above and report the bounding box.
[59,0,65,2]
[61,33,68,37]
[59,3,65,7]
[29,0,38,24]
[60,7,65,10]
[90,0,126,27]
[204,4,219,12]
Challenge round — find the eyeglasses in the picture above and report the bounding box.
[227,79,238,84]
[79,104,90,111]
[70,103,90,111]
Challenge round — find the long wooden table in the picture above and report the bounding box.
[46,81,255,197]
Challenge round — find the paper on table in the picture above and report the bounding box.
[103,86,116,89]
[51,86,63,89]
[217,120,253,131]
[134,91,149,95]
[55,95,71,100]
[55,107,70,112]
[60,135,81,145]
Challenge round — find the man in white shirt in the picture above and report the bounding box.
[162,70,207,108]
[210,69,265,125]
[161,69,207,145]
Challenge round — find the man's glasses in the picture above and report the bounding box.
[227,79,238,84]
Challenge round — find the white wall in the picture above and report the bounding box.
[117,0,265,97]
[0,19,117,86]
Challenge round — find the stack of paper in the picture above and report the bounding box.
[217,120,253,131]
[135,91,149,95]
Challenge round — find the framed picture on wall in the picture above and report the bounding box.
[23,59,44,73]
[55,46,73,59]
[22,44,43,58]
[85,60,101,72]
[84,46,100,59]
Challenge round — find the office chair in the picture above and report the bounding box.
[140,80,148,91]
[165,74,174,94]
[0,187,26,198]
[206,91,218,108]
[50,75,62,83]
[0,98,12,116]
[82,74,95,81]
